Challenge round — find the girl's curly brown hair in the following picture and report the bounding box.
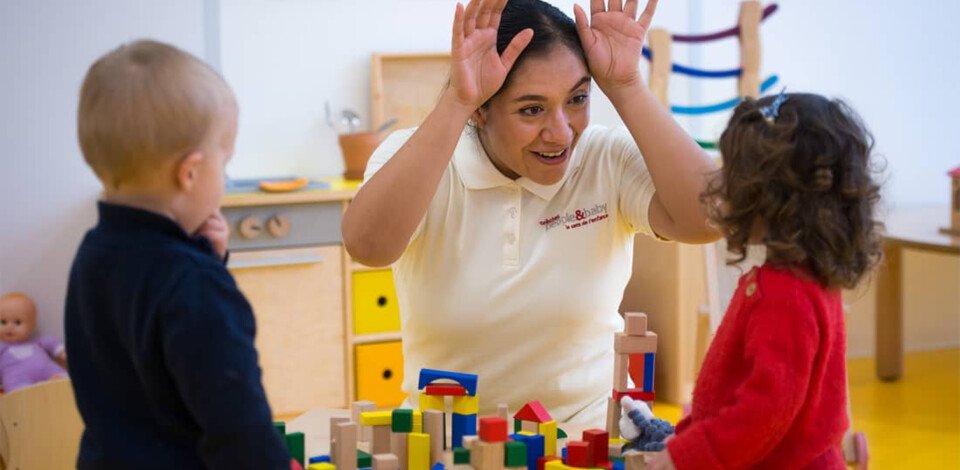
[702,93,884,289]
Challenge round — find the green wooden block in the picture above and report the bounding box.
[274,421,286,437]
[556,428,567,439]
[504,441,527,467]
[514,419,521,434]
[392,408,414,433]
[453,447,471,464]
[357,449,372,468]
[286,432,305,466]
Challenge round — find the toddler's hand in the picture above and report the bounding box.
[197,211,230,260]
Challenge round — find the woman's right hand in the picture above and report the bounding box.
[447,0,533,109]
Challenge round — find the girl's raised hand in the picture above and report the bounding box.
[574,0,658,93]
[448,0,533,109]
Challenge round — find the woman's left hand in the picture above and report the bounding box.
[574,0,658,93]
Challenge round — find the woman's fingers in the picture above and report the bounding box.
[637,0,658,30]
[463,0,480,38]
[452,3,465,49]
[590,0,605,15]
[624,0,639,19]
[608,0,623,13]
[499,28,533,71]
[573,4,595,46]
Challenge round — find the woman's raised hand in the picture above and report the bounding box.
[448,0,533,110]
[574,0,658,93]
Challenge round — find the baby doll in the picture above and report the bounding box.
[0,292,68,394]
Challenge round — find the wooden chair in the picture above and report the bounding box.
[0,379,83,470]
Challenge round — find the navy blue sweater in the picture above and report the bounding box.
[65,202,291,469]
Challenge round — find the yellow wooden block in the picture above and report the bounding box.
[353,270,401,334]
[419,393,444,411]
[413,409,423,434]
[545,460,606,470]
[408,432,430,470]
[355,341,407,408]
[360,410,393,426]
[309,463,337,470]
[539,420,557,456]
[452,395,479,415]
[517,431,536,436]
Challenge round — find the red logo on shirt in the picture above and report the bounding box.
[539,203,608,231]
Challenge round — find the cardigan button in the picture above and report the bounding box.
[745,283,757,297]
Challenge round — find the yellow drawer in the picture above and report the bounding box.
[355,341,406,408]
[352,270,400,335]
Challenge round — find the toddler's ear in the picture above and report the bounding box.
[176,151,204,190]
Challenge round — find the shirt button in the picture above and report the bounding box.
[745,283,757,297]
[507,233,516,244]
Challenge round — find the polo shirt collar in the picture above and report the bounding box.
[453,128,579,201]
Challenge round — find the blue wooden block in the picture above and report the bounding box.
[431,463,445,470]
[643,353,656,392]
[451,412,477,448]
[309,455,331,464]
[613,460,625,470]
[418,369,479,396]
[509,433,544,470]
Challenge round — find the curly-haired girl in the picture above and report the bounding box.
[650,92,883,470]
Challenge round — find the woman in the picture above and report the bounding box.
[342,0,718,423]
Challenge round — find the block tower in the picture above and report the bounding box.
[606,313,658,437]
[417,369,480,449]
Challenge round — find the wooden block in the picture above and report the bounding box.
[565,441,593,468]
[419,393,445,412]
[612,389,655,403]
[330,417,350,461]
[608,441,623,458]
[408,432,431,470]
[544,459,579,470]
[606,397,620,437]
[646,30,671,109]
[471,440,504,470]
[497,403,509,420]
[423,410,444,464]
[362,411,394,427]
[372,425,392,454]
[393,409,415,433]
[623,452,647,470]
[614,353,629,390]
[582,429,608,466]
[353,400,376,442]
[425,384,467,396]
[479,416,508,443]
[309,463,337,470]
[391,432,409,470]
[539,420,557,456]
[452,395,480,415]
[373,453,401,470]
[413,409,423,434]
[623,313,648,337]
[335,422,359,470]
[738,0,762,98]
[614,332,657,354]
[462,435,479,450]
[539,456,562,470]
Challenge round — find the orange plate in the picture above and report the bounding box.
[258,177,309,193]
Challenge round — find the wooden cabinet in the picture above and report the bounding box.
[229,245,345,417]
[223,186,406,416]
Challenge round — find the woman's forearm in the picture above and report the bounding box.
[606,83,720,242]
[342,90,475,266]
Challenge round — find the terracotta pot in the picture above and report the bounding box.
[339,131,385,180]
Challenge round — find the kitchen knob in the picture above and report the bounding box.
[238,216,263,239]
[267,214,291,238]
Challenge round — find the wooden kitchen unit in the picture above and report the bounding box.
[222,180,406,418]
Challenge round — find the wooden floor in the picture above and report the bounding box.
[651,349,960,469]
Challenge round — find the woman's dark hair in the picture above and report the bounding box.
[702,93,884,289]
[489,0,586,103]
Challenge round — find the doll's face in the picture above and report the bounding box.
[0,296,36,343]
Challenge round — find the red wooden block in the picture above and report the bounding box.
[514,400,553,423]
[612,389,655,402]
[627,353,645,388]
[424,384,467,396]
[582,429,609,466]
[538,456,561,470]
[478,416,508,442]
[565,441,594,468]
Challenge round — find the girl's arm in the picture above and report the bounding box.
[574,0,718,243]
[342,0,532,267]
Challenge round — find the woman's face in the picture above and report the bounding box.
[474,45,591,185]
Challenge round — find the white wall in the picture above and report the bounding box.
[0,0,208,338]
[2,0,958,352]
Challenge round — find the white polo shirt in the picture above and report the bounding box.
[363,124,657,423]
